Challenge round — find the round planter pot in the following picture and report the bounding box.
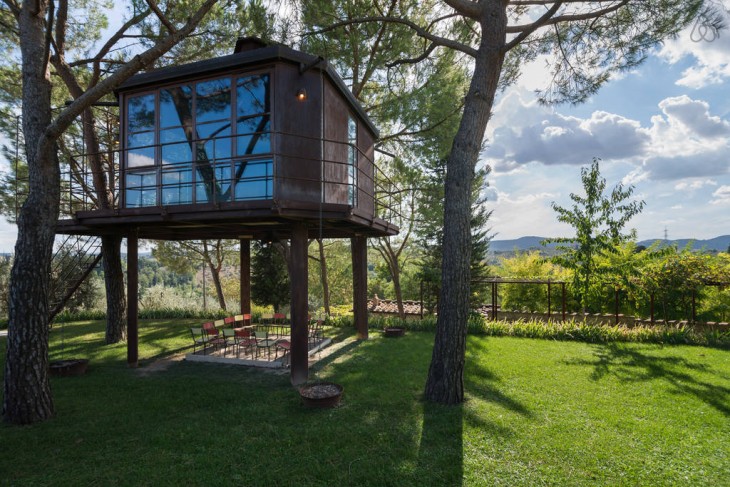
[49,359,89,377]
[299,381,343,408]
[383,327,406,338]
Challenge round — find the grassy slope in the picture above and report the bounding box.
[1,321,728,486]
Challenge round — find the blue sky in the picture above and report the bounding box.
[484,7,730,241]
[1,5,729,251]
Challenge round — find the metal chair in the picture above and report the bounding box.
[254,330,278,359]
[189,327,209,354]
[234,328,256,357]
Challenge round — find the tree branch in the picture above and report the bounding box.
[146,0,177,34]
[306,15,477,58]
[507,0,629,33]
[442,0,482,20]
[2,0,20,18]
[504,1,563,51]
[91,7,151,86]
[40,0,220,157]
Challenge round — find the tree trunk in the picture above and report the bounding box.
[424,6,507,405]
[208,260,227,311]
[317,239,331,315]
[102,235,127,343]
[391,262,405,320]
[3,0,58,424]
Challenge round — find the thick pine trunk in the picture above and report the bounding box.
[102,235,127,343]
[3,0,58,424]
[424,6,507,405]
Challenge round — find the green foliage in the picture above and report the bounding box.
[545,158,644,312]
[418,164,493,309]
[640,247,730,322]
[251,241,289,312]
[326,312,730,348]
[496,250,570,312]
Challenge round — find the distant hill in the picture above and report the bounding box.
[490,235,730,253]
[489,236,559,252]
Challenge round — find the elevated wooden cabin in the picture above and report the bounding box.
[55,39,398,384]
[57,37,397,241]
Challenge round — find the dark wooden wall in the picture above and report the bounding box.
[274,64,322,203]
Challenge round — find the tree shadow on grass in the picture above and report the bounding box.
[465,338,534,419]
[417,400,464,486]
[567,343,730,416]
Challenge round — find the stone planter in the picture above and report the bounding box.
[383,326,405,338]
[49,359,89,377]
[299,381,343,408]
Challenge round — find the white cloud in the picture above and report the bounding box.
[658,5,730,88]
[711,185,730,205]
[486,90,650,171]
[486,91,730,182]
[674,179,718,191]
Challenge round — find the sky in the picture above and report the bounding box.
[1,4,730,251]
[484,3,730,242]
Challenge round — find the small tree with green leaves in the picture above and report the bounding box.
[544,158,644,313]
[251,241,290,313]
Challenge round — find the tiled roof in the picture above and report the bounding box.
[367,298,424,315]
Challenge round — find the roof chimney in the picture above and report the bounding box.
[234,37,269,54]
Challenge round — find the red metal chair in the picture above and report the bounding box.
[202,321,225,351]
[234,328,256,357]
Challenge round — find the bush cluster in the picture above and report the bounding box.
[326,313,730,348]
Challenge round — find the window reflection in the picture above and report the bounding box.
[160,85,193,129]
[126,171,157,207]
[127,94,155,132]
[124,74,272,207]
[196,78,231,123]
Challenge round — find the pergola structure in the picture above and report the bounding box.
[56,38,398,385]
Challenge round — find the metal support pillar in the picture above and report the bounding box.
[351,236,368,339]
[127,232,139,368]
[289,224,309,386]
[240,239,251,315]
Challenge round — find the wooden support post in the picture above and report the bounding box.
[351,236,368,339]
[127,232,139,368]
[547,281,552,321]
[561,282,566,321]
[615,288,620,325]
[650,293,655,324]
[240,239,251,315]
[289,224,309,386]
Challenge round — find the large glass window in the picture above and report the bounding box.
[123,72,272,208]
[236,75,271,156]
[160,85,194,166]
[126,94,156,168]
[125,171,157,208]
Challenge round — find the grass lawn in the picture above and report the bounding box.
[1,320,728,486]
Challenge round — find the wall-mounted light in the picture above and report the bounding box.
[296,88,307,101]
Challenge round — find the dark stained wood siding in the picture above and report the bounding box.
[274,63,322,204]
[357,127,375,216]
[323,79,349,205]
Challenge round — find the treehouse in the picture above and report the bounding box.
[58,37,396,240]
[55,38,399,385]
